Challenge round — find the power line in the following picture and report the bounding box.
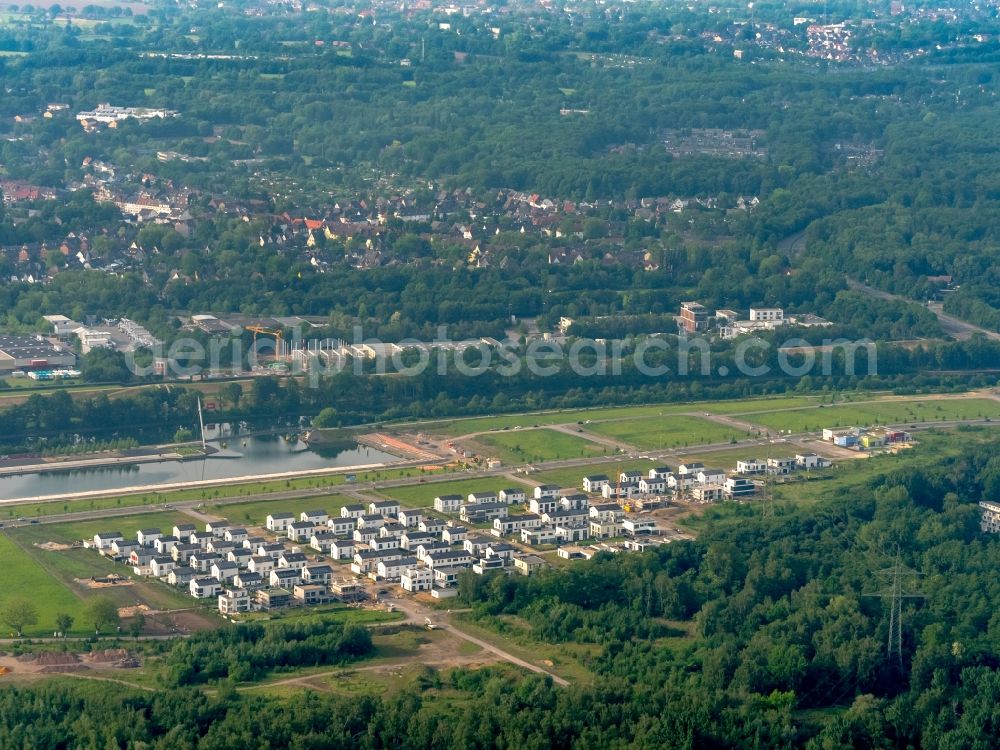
[865,545,924,670]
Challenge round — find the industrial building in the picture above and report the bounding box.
[0,334,77,373]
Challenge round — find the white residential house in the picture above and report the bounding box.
[357,514,387,531]
[442,526,468,544]
[401,566,434,592]
[341,504,366,518]
[310,531,337,552]
[302,564,333,584]
[369,500,400,517]
[227,548,252,566]
[419,518,446,534]
[248,555,275,574]
[377,556,419,581]
[648,467,672,480]
[233,571,263,590]
[749,307,784,322]
[737,459,766,475]
[257,542,285,559]
[153,536,179,555]
[486,542,516,561]
[468,491,498,505]
[270,568,301,587]
[529,497,559,515]
[354,528,377,544]
[619,470,643,484]
[93,532,124,550]
[493,513,542,536]
[278,552,308,570]
[424,549,473,569]
[534,484,560,500]
[677,462,704,475]
[211,561,239,583]
[168,567,195,587]
[589,503,624,523]
[111,539,139,558]
[622,517,658,536]
[171,543,201,563]
[556,523,590,543]
[218,588,251,615]
[330,540,356,560]
[266,512,295,532]
[434,494,463,513]
[287,522,314,542]
[544,508,589,526]
[980,500,1000,533]
[464,536,494,557]
[172,523,196,538]
[522,527,559,545]
[326,517,356,536]
[639,477,666,494]
[602,483,641,500]
[224,528,248,544]
[667,473,696,491]
[582,475,610,493]
[205,521,230,537]
[796,453,831,470]
[767,457,797,475]
[401,532,436,550]
[416,541,450,560]
[371,536,401,552]
[725,476,756,498]
[300,510,328,525]
[590,519,622,539]
[136,528,162,547]
[149,556,175,577]
[499,488,526,504]
[189,577,221,599]
[190,531,214,549]
[190,552,220,573]
[560,494,589,510]
[696,468,726,485]
[398,509,425,528]
[461,502,510,524]
[691,484,726,503]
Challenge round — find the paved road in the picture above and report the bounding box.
[848,279,1000,342]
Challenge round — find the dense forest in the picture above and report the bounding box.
[2,432,999,747]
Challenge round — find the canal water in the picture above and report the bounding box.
[0,430,399,501]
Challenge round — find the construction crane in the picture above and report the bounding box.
[245,325,285,360]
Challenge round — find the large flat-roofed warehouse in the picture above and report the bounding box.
[0,335,77,373]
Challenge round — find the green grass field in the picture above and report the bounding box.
[585,415,747,450]
[380,477,531,508]
[1,511,204,636]
[208,494,353,526]
[747,398,1000,434]
[0,533,85,637]
[13,511,198,545]
[420,395,828,436]
[471,428,607,464]
[4,465,443,520]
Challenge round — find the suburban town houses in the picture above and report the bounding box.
[79,437,848,616]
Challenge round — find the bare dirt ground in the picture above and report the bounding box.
[74,576,134,589]
[36,541,73,551]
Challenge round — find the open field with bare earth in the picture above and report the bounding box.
[584,414,747,451]
[745,397,1000,433]
[468,428,609,464]
[0,510,211,637]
